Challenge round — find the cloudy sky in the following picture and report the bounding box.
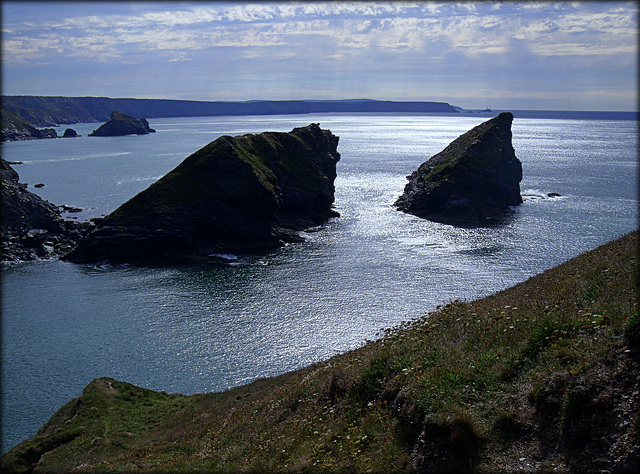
[1,1,637,111]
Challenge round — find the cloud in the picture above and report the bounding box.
[1,1,637,110]
[3,1,636,64]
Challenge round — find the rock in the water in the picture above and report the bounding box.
[1,158,88,262]
[62,128,79,138]
[88,111,156,137]
[395,112,522,224]
[59,204,83,213]
[64,123,340,264]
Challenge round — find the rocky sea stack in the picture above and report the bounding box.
[64,123,340,264]
[395,112,522,224]
[62,128,79,138]
[89,111,155,137]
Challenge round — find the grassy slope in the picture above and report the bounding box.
[2,230,638,473]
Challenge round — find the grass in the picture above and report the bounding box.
[2,230,638,472]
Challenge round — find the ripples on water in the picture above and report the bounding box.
[1,114,637,452]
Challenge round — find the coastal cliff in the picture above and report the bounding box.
[64,123,340,264]
[3,230,637,472]
[1,159,87,261]
[1,96,460,128]
[88,111,155,136]
[395,112,522,224]
[1,107,58,141]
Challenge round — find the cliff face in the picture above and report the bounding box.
[1,96,460,128]
[88,111,155,137]
[1,159,87,261]
[64,123,340,264]
[1,107,58,141]
[395,112,522,224]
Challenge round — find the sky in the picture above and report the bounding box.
[1,1,638,111]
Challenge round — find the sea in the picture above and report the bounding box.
[1,112,638,453]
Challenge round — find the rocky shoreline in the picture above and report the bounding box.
[1,159,91,263]
[2,124,341,265]
[3,115,527,263]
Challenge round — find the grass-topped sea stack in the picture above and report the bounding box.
[64,124,340,264]
[395,112,522,224]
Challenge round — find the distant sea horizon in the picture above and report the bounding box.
[489,109,638,121]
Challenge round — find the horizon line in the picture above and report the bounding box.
[2,94,637,114]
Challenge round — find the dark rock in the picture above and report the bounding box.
[23,228,49,246]
[395,112,522,225]
[34,183,45,188]
[547,192,561,198]
[59,205,83,213]
[88,111,156,137]
[1,158,20,182]
[1,107,59,141]
[35,128,58,139]
[1,158,88,262]
[62,128,79,138]
[63,123,340,264]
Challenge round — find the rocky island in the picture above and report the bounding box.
[395,112,522,224]
[1,159,88,262]
[63,123,340,264]
[88,111,155,137]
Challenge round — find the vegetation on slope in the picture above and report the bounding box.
[2,230,638,472]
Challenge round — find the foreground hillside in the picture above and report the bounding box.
[2,230,638,472]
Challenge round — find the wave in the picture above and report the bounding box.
[116,175,163,186]
[521,189,566,202]
[20,157,85,164]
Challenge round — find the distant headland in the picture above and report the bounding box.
[2,96,636,142]
[1,96,458,132]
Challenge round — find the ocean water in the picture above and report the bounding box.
[1,113,637,452]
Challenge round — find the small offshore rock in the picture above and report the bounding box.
[33,183,45,188]
[62,128,79,138]
[36,128,58,139]
[60,205,83,213]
